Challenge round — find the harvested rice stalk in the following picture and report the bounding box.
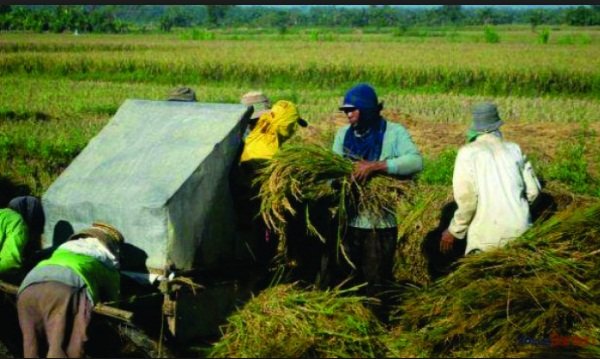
[208,283,387,358]
[380,326,433,358]
[392,180,596,287]
[389,202,600,358]
[394,184,455,286]
[255,143,411,264]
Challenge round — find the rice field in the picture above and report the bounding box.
[1,27,600,357]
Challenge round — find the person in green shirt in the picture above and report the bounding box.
[17,222,123,358]
[331,83,423,304]
[0,196,44,280]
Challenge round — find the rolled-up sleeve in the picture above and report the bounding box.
[522,156,541,204]
[448,149,477,239]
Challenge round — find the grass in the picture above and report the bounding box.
[541,131,599,197]
[417,148,457,186]
[1,32,600,97]
[1,71,597,199]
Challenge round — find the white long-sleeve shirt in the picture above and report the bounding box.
[448,133,541,253]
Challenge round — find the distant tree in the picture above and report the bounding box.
[0,5,11,15]
[366,5,396,29]
[437,5,464,25]
[205,5,234,27]
[159,6,193,31]
[88,6,128,33]
[159,13,174,32]
[528,9,545,31]
[476,7,494,25]
[565,6,597,26]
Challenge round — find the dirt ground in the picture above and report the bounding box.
[321,112,600,178]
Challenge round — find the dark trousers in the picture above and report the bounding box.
[232,160,277,265]
[333,227,397,298]
[17,281,92,358]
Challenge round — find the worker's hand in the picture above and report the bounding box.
[352,161,386,182]
[440,229,456,254]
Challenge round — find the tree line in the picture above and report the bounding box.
[1,5,600,33]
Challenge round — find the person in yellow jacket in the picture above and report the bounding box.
[234,100,307,265]
[240,100,308,163]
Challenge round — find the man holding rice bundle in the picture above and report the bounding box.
[440,102,541,256]
[332,83,423,299]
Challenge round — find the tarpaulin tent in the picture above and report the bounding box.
[42,99,251,272]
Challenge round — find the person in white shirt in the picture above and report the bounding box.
[440,102,541,255]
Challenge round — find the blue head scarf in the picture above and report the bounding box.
[341,84,386,161]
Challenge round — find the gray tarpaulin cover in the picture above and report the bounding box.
[42,99,248,271]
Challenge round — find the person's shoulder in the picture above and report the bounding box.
[503,140,522,150]
[335,124,351,134]
[384,119,407,131]
[457,141,479,157]
[497,138,523,154]
[384,120,413,138]
[0,208,25,223]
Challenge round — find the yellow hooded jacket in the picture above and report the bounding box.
[240,100,301,162]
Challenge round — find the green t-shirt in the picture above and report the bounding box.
[0,208,28,275]
[37,248,120,304]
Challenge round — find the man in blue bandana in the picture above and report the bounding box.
[332,83,423,302]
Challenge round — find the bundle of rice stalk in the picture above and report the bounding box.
[379,326,433,358]
[531,180,599,222]
[392,180,596,288]
[390,201,600,358]
[207,283,387,358]
[256,143,411,261]
[394,184,455,286]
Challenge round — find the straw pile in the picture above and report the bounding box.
[392,180,598,288]
[389,201,600,357]
[394,184,455,286]
[256,143,411,265]
[208,283,387,358]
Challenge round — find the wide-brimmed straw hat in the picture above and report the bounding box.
[69,222,124,257]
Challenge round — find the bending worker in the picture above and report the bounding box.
[17,222,124,358]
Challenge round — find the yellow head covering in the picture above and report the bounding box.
[240,100,305,162]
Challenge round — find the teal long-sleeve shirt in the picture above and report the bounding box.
[0,208,28,275]
[332,120,423,228]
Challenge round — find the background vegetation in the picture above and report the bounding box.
[2,5,600,33]
[1,24,599,198]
